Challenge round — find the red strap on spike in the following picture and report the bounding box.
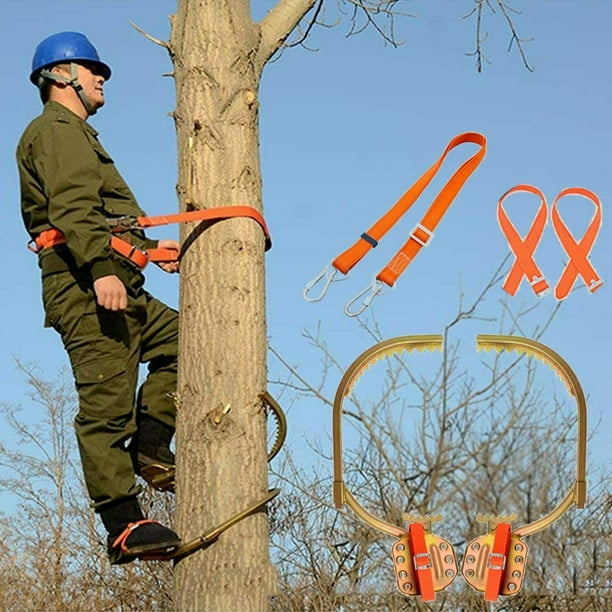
[497,184,549,297]
[408,522,436,602]
[111,519,158,553]
[484,523,511,602]
[551,187,603,300]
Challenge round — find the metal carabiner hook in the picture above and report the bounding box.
[344,278,386,317]
[303,264,343,302]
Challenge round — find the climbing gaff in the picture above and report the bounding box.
[332,333,588,602]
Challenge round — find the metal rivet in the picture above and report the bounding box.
[515,543,523,552]
[445,555,453,563]
[397,556,405,564]
[399,571,407,579]
[403,583,412,591]
[512,570,521,579]
[515,556,523,563]
[466,555,475,563]
[466,569,474,577]
[471,542,480,551]
[508,582,516,591]
[397,544,405,552]
[440,543,448,550]
[445,569,454,577]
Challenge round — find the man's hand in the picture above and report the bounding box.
[93,275,128,311]
[156,239,180,274]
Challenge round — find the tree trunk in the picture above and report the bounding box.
[169,1,316,609]
[170,4,271,611]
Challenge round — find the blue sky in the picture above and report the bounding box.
[1,1,609,478]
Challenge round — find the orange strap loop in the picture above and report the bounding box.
[29,205,271,269]
[127,205,271,252]
[551,187,603,300]
[30,228,172,270]
[111,519,159,553]
[484,523,512,602]
[407,522,436,602]
[304,132,486,316]
[497,184,549,297]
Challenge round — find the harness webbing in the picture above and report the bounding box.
[304,132,486,315]
[408,522,435,602]
[497,184,549,297]
[551,187,602,300]
[29,205,271,269]
[484,522,512,602]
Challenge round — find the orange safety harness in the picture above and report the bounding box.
[497,184,549,297]
[28,205,271,269]
[498,185,602,300]
[551,187,603,300]
[304,132,487,316]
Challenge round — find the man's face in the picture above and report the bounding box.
[75,62,106,110]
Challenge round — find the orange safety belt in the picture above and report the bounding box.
[29,205,271,269]
[551,187,603,300]
[303,132,487,316]
[484,522,512,602]
[407,522,436,602]
[497,184,549,297]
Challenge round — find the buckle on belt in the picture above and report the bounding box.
[413,551,433,570]
[107,215,141,233]
[487,552,507,571]
[410,224,434,247]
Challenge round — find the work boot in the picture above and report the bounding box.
[100,497,181,565]
[129,418,175,492]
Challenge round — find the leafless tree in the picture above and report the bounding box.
[0,362,174,612]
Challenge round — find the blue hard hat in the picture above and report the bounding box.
[30,31,111,84]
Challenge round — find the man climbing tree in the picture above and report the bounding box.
[17,31,182,564]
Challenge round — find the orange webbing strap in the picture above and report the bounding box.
[408,522,436,602]
[551,187,603,300]
[30,229,170,270]
[29,205,270,268]
[484,522,511,602]
[497,184,549,297]
[111,519,158,553]
[333,132,486,283]
[109,236,177,268]
[131,205,272,252]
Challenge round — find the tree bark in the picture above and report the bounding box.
[168,1,312,610]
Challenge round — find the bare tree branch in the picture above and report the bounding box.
[129,20,171,50]
[258,0,319,63]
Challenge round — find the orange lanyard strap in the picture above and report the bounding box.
[304,132,486,316]
[29,205,271,269]
[407,522,436,602]
[551,187,603,300]
[109,205,272,253]
[484,522,512,602]
[497,184,549,297]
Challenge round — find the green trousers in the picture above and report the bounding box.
[42,270,178,509]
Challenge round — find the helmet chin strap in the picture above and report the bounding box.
[38,62,97,116]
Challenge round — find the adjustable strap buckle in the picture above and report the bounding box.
[409,223,434,247]
[529,275,550,297]
[303,263,346,302]
[107,215,142,233]
[487,551,507,571]
[413,551,433,570]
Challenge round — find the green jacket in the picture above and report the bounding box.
[17,101,157,281]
